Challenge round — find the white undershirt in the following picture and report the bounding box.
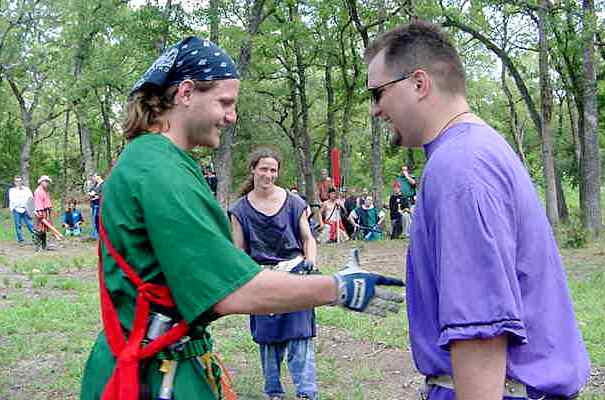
[9,186,33,213]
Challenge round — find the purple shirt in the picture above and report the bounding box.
[407,123,589,399]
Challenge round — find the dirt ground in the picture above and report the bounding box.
[1,237,604,399]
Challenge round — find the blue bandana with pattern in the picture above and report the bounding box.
[130,36,239,95]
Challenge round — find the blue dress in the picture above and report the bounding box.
[229,192,316,344]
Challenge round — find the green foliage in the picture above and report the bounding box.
[569,271,605,366]
[557,218,590,249]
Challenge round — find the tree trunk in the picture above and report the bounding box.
[73,37,95,178]
[98,88,113,170]
[208,0,219,44]
[215,0,266,208]
[62,111,70,208]
[155,0,173,54]
[580,0,602,237]
[538,0,559,225]
[371,1,386,208]
[76,108,95,176]
[555,171,569,223]
[7,77,35,186]
[325,64,336,174]
[501,62,527,166]
[564,96,581,169]
[19,124,34,187]
[371,115,384,207]
[290,5,315,204]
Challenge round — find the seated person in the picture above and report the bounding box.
[349,195,385,241]
[63,199,84,236]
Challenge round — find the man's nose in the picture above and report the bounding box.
[225,108,237,125]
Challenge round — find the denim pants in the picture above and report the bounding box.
[12,210,34,242]
[259,338,318,399]
[90,204,99,239]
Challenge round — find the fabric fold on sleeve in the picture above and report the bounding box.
[437,319,528,350]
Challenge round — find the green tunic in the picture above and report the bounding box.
[80,134,261,400]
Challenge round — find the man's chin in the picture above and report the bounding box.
[390,130,403,147]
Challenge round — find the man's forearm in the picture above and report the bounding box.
[451,335,508,400]
[213,270,337,316]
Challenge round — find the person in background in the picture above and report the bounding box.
[204,166,218,196]
[319,187,349,243]
[316,169,333,203]
[349,196,385,241]
[396,165,416,206]
[389,183,411,239]
[230,148,319,400]
[8,175,35,245]
[88,173,104,239]
[63,199,84,237]
[33,175,53,251]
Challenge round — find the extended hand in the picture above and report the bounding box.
[333,249,404,317]
[290,259,318,275]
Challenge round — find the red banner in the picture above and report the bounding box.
[330,148,341,188]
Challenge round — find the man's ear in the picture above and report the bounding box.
[412,70,430,100]
[176,80,196,106]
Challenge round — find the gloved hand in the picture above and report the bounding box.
[333,249,404,316]
[290,259,316,275]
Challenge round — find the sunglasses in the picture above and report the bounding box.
[368,74,410,104]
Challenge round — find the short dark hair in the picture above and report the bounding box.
[365,20,465,95]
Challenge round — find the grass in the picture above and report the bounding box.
[0,206,604,399]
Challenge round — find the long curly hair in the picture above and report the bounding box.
[123,80,217,140]
[238,147,282,197]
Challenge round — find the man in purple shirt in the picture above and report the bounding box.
[365,20,590,400]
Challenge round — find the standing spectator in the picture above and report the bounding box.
[8,175,35,245]
[343,187,359,217]
[359,187,369,207]
[396,165,416,206]
[88,173,104,239]
[204,166,218,196]
[33,175,53,251]
[349,196,385,241]
[366,20,589,399]
[230,148,319,400]
[320,188,348,243]
[63,199,84,236]
[83,173,95,195]
[389,183,410,239]
[316,169,333,203]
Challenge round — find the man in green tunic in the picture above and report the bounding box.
[81,37,404,400]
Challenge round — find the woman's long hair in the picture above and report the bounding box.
[123,80,217,140]
[238,147,282,197]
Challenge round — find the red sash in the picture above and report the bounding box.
[97,211,189,400]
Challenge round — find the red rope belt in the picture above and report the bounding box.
[97,212,189,400]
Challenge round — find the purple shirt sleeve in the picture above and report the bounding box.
[434,184,527,349]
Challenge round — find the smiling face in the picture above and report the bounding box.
[367,50,426,148]
[182,79,240,149]
[252,157,279,191]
